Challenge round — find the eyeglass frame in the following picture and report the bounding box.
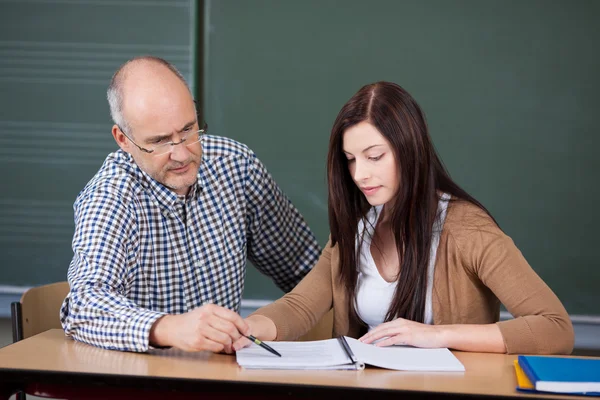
[117,121,208,156]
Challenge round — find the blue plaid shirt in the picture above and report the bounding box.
[60,135,320,352]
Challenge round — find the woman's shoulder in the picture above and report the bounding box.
[443,198,503,243]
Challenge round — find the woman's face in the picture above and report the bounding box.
[343,121,399,206]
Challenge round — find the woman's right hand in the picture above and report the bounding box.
[232,315,277,352]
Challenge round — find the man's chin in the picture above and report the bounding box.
[165,177,197,194]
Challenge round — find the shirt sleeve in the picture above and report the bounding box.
[60,189,164,352]
[244,152,321,292]
[251,240,335,340]
[452,215,574,355]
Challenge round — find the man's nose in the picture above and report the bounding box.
[169,141,191,161]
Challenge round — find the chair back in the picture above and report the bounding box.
[12,281,70,341]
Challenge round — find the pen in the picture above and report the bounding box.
[245,335,282,357]
[338,336,358,363]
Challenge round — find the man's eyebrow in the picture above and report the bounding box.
[144,120,197,143]
[145,133,172,143]
[177,120,196,133]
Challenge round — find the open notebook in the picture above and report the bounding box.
[236,336,465,371]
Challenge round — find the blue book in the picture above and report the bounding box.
[518,355,600,396]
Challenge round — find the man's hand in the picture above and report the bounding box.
[232,315,277,352]
[150,304,249,353]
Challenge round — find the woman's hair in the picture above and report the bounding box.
[327,81,496,324]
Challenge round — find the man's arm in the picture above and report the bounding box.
[61,188,251,353]
[244,153,321,292]
[60,189,166,352]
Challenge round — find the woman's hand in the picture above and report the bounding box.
[360,319,507,353]
[359,318,446,348]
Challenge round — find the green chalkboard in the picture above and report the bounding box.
[204,0,600,315]
[0,1,197,288]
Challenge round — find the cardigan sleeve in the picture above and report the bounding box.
[250,239,335,341]
[451,213,574,355]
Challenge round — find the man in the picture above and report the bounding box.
[60,56,320,353]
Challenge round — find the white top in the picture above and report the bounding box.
[355,193,451,330]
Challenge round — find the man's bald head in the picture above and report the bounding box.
[107,56,192,135]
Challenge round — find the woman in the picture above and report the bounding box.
[234,82,573,354]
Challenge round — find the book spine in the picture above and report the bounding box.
[517,356,540,389]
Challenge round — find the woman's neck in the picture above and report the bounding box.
[378,204,392,225]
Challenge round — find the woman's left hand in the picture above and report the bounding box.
[359,318,446,348]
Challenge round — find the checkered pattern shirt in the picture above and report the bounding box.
[60,135,320,352]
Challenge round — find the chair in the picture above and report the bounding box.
[11,281,70,343]
[297,309,334,341]
[9,282,69,400]
[9,282,202,400]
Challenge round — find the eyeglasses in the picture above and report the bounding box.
[119,122,208,156]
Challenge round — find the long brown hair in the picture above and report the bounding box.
[327,82,496,323]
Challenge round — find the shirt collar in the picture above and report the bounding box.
[121,150,202,212]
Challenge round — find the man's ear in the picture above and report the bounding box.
[112,124,131,153]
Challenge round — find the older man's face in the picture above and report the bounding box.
[118,67,202,196]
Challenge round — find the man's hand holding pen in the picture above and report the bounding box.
[148,304,280,355]
[232,315,278,353]
[149,303,251,353]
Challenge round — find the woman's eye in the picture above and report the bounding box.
[346,158,355,164]
[369,154,383,161]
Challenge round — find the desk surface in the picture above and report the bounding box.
[0,330,588,399]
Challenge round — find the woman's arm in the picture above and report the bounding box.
[363,207,574,355]
[460,224,574,354]
[360,319,506,353]
[241,239,336,341]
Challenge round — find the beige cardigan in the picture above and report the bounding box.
[253,200,574,355]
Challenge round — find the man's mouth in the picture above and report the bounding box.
[169,163,190,173]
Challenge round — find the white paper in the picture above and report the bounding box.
[236,337,464,372]
[236,338,363,370]
[537,381,600,394]
[345,337,465,372]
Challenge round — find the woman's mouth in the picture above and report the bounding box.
[361,186,381,196]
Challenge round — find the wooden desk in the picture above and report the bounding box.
[0,330,585,399]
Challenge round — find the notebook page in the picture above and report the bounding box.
[345,337,465,372]
[236,338,360,369]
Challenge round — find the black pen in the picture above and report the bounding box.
[338,336,358,364]
[245,335,282,357]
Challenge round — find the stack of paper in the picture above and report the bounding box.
[515,355,600,396]
[236,336,465,371]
